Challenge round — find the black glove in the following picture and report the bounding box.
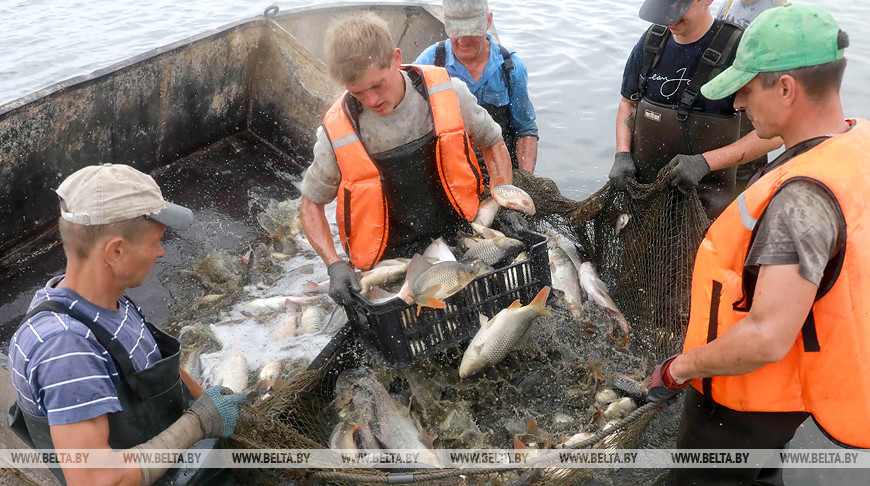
[668,154,711,194]
[646,354,689,403]
[500,210,531,239]
[327,260,361,305]
[609,152,637,189]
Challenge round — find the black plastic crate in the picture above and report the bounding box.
[343,229,551,368]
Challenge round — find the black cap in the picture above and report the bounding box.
[639,0,695,25]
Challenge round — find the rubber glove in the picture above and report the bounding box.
[646,355,689,403]
[668,154,710,194]
[500,210,531,239]
[188,386,247,438]
[327,260,361,305]
[609,152,637,189]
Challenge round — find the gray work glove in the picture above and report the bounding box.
[188,386,247,438]
[668,154,711,194]
[609,152,637,190]
[499,210,531,239]
[327,260,361,305]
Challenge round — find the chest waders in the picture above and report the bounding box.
[345,68,469,259]
[435,40,519,170]
[7,299,195,485]
[632,22,743,219]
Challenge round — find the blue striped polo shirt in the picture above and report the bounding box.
[8,276,162,425]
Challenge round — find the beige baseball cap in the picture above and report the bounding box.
[444,0,489,38]
[55,164,194,229]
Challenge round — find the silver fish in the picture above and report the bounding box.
[359,260,409,295]
[300,305,329,334]
[615,213,631,236]
[329,422,360,451]
[459,286,553,378]
[341,370,442,467]
[471,222,506,239]
[578,262,630,334]
[548,246,583,318]
[422,237,457,262]
[602,397,636,420]
[213,347,248,393]
[321,306,349,335]
[411,260,493,311]
[492,184,536,215]
[461,236,524,266]
[273,299,300,339]
[258,361,282,393]
[472,197,500,227]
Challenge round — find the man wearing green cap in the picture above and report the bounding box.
[642,3,870,483]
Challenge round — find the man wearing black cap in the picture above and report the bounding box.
[7,164,246,485]
[610,0,782,219]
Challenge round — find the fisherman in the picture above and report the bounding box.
[300,12,512,305]
[717,0,787,193]
[609,0,782,219]
[644,5,869,484]
[7,164,246,485]
[414,0,539,172]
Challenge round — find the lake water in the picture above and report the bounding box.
[1,0,868,199]
[1,1,868,484]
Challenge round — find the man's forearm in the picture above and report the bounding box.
[615,97,637,153]
[483,141,513,188]
[515,136,538,172]
[130,411,204,485]
[703,130,783,171]
[300,196,342,266]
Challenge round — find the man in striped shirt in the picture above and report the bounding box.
[8,164,246,486]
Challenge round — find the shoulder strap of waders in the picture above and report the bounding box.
[675,21,743,121]
[497,43,514,100]
[635,24,671,101]
[434,40,447,67]
[22,300,142,395]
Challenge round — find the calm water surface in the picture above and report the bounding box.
[1,0,868,198]
[1,3,868,484]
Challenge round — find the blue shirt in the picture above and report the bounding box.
[621,20,737,116]
[415,35,538,139]
[8,276,162,425]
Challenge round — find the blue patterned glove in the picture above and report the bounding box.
[189,386,247,438]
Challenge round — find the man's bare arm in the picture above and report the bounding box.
[515,136,538,172]
[615,96,638,153]
[483,140,513,188]
[51,415,142,486]
[703,130,783,171]
[300,196,341,266]
[670,264,817,383]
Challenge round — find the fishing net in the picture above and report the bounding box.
[226,164,711,485]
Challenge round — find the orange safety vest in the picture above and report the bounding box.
[682,120,870,448]
[322,64,483,270]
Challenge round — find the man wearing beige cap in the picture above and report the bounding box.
[7,164,245,485]
[415,0,538,172]
[644,4,869,483]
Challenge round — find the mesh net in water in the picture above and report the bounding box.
[229,166,711,485]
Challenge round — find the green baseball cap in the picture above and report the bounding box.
[702,3,848,100]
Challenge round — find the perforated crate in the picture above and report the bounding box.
[344,229,551,368]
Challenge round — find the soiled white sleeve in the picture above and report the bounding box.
[300,126,342,205]
[452,78,503,150]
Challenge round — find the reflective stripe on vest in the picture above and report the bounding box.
[682,120,870,448]
[322,64,482,270]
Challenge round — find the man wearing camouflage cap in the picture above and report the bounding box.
[7,164,246,485]
[643,4,870,483]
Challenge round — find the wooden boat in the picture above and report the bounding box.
[0,2,450,339]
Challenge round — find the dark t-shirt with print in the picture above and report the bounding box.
[621,19,737,116]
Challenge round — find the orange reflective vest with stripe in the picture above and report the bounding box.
[322,65,483,270]
[682,119,870,448]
